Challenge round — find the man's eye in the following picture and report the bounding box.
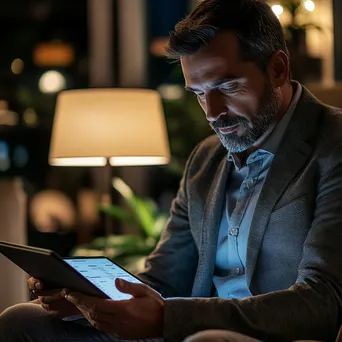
[219,84,240,94]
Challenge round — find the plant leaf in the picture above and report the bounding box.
[112,178,134,199]
[99,203,136,226]
[83,234,141,249]
[112,177,158,237]
[129,196,156,237]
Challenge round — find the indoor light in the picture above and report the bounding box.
[39,71,66,93]
[49,89,170,167]
[304,0,315,12]
[49,88,170,238]
[157,84,184,101]
[271,4,284,17]
[11,59,24,75]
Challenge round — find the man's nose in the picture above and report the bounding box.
[205,93,227,122]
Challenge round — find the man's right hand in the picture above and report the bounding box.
[27,277,81,318]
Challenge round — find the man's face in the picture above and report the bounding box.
[181,31,282,153]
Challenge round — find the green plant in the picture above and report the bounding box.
[72,178,168,273]
[279,0,322,48]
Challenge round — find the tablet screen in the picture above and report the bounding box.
[64,258,142,300]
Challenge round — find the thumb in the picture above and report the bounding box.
[115,278,148,298]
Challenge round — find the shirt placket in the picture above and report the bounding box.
[227,158,263,276]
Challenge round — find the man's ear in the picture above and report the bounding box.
[267,51,290,87]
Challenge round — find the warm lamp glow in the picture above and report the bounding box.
[39,71,66,93]
[271,4,284,17]
[11,59,24,75]
[33,42,74,67]
[49,89,170,167]
[50,157,107,167]
[109,156,169,166]
[304,0,315,12]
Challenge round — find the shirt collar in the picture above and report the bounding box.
[228,81,302,169]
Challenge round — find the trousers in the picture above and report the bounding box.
[0,302,321,342]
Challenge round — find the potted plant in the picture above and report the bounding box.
[72,177,168,274]
[279,0,322,54]
[275,0,323,83]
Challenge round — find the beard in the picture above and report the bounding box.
[211,82,281,153]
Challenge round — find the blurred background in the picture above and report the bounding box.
[0,0,341,309]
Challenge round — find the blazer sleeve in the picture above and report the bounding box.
[162,143,342,342]
[136,143,201,298]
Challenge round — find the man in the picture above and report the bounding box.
[1,0,342,341]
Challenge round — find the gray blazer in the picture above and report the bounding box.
[138,87,342,342]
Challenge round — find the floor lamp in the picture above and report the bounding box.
[48,88,170,243]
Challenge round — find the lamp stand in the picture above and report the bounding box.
[102,159,114,256]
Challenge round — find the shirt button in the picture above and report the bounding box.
[232,268,241,276]
[245,178,255,189]
[229,227,239,236]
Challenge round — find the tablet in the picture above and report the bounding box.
[0,241,144,300]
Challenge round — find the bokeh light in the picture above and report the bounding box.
[11,59,24,75]
[304,0,315,12]
[39,70,66,93]
[23,108,39,127]
[271,5,284,17]
[157,84,184,101]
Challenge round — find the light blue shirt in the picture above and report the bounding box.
[213,82,303,299]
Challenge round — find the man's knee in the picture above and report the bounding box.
[184,330,263,342]
[1,302,44,323]
[0,302,46,338]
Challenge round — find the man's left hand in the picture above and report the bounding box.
[63,278,164,340]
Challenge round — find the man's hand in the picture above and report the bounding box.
[27,277,81,318]
[64,278,164,340]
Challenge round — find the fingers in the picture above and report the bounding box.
[64,292,91,306]
[65,294,121,334]
[115,278,156,298]
[38,297,81,318]
[65,292,121,314]
[41,305,78,318]
[40,299,73,312]
[27,277,44,291]
[37,290,65,304]
[64,291,103,315]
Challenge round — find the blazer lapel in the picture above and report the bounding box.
[246,87,322,288]
[191,156,231,297]
[246,138,312,288]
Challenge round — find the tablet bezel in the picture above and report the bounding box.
[0,241,137,300]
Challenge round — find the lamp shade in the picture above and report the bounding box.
[49,89,170,166]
